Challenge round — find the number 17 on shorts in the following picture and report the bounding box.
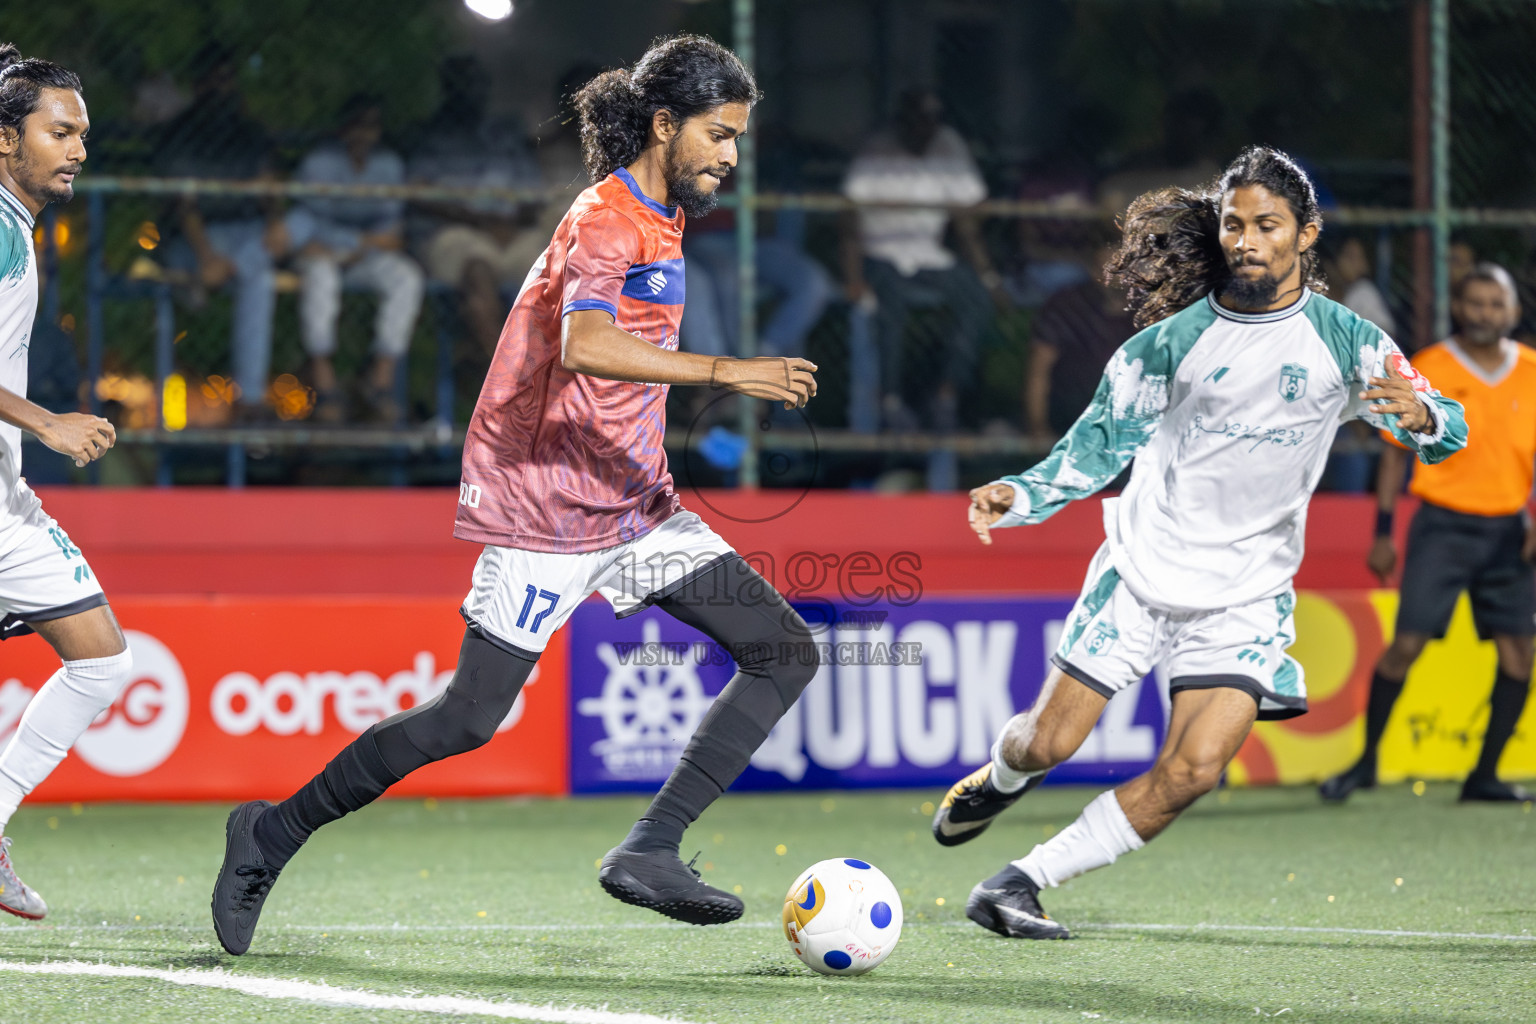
[461,545,588,655]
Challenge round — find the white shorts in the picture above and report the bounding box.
[0,495,108,640]
[1053,543,1308,720]
[461,511,735,655]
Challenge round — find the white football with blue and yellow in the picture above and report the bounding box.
[781,857,903,976]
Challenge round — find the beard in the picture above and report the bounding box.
[1460,323,1504,346]
[1221,271,1281,307]
[663,139,725,219]
[1220,246,1292,308]
[15,139,78,206]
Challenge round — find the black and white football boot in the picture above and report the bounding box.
[966,863,1071,940]
[932,763,1043,847]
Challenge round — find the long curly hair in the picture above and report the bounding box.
[0,42,83,140]
[1105,145,1326,328]
[1103,187,1223,329]
[574,34,760,185]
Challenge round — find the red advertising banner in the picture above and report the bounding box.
[32,487,1400,599]
[0,597,568,802]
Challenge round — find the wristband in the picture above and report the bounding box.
[1374,509,1394,538]
[709,358,724,389]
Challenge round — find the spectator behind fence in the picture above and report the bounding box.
[155,44,282,422]
[285,94,425,424]
[1450,241,1478,293]
[840,88,1005,433]
[409,55,542,359]
[1330,236,1397,338]
[1008,155,1099,308]
[680,125,832,364]
[1024,240,1134,445]
[1323,236,1397,491]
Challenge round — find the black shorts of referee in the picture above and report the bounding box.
[1396,499,1536,640]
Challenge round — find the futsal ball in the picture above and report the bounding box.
[782,857,903,976]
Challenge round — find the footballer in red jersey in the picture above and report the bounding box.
[212,34,823,956]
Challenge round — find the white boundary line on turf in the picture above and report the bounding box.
[3,920,1533,942]
[0,959,706,1024]
[1084,922,1536,942]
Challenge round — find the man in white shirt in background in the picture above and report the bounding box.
[840,89,1006,437]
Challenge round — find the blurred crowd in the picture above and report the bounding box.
[134,48,569,427]
[30,47,1536,492]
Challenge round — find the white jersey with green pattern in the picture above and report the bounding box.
[996,289,1468,612]
[0,184,38,513]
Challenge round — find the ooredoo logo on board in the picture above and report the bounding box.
[8,597,570,803]
[51,631,189,778]
[207,652,537,737]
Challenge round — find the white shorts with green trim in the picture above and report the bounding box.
[1053,542,1308,721]
[0,493,109,641]
[461,511,735,656]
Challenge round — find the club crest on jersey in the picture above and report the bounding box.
[647,269,667,295]
[1085,622,1119,656]
[1278,363,1308,403]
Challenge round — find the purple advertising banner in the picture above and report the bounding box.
[566,596,1167,794]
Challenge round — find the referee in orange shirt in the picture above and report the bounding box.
[1323,263,1534,803]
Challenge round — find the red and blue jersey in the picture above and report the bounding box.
[455,168,687,552]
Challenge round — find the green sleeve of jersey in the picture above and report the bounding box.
[0,206,27,284]
[1305,295,1468,464]
[995,300,1215,524]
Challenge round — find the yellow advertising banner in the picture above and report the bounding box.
[1230,591,1536,785]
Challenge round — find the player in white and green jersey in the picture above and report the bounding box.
[0,44,130,921]
[929,146,1468,940]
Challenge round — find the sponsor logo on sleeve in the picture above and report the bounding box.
[1389,353,1433,393]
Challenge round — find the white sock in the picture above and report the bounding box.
[0,650,133,833]
[990,733,1045,794]
[1014,789,1145,888]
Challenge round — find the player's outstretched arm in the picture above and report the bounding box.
[967,341,1171,543]
[561,309,817,409]
[0,386,115,467]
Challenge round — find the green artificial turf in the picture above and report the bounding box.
[0,785,1532,1023]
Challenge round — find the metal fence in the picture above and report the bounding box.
[9,0,1536,490]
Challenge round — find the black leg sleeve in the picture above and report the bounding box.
[1473,669,1530,781]
[628,554,819,848]
[1361,668,1406,764]
[255,625,538,869]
